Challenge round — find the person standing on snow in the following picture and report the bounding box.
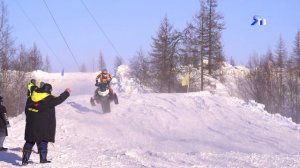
[0,96,10,151]
[27,79,37,97]
[22,83,71,165]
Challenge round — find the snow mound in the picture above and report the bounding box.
[113,65,152,93]
[2,66,299,167]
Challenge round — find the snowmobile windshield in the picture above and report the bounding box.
[98,83,108,92]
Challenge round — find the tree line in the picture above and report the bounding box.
[0,0,123,117]
[2,0,300,124]
[128,0,300,123]
[236,32,300,123]
[130,0,225,93]
[0,1,47,117]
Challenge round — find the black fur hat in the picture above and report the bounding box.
[41,83,52,94]
[31,79,36,84]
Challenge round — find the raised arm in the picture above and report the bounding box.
[48,89,71,107]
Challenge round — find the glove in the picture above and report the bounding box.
[65,88,71,93]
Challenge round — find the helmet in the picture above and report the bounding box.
[102,68,107,73]
[41,83,52,94]
[40,81,45,88]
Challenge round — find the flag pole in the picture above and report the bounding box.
[187,65,191,93]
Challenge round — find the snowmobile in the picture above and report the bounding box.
[90,82,118,113]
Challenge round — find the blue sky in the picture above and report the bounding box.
[6,0,300,72]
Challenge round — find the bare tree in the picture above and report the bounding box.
[180,0,225,91]
[274,36,288,113]
[0,1,48,117]
[0,1,27,117]
[44,55,51,72]
[230,56,235,66]
[179,24,199,68]
[80,63,87,72]
[236,51,280,114]
[98,51,106,71]
[289,30,300,122]
[11,45,28,71]
[114,56,124,75]
[203,0,225,75]
[198,1,209,91]
[0,1,14,71]
[286,58,299,122]
[28,43,43,71]
[237,36,293,118]
[12,44,45,72]
[130,49,150,85]
[293,30,300,77]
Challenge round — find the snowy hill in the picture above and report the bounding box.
[1,67,300,167]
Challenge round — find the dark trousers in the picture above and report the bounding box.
[23,140,49,164]
[23,140,48,152]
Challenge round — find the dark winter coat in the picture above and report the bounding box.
[25,89,69,143]
[0,104,8,137]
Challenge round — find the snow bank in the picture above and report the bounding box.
[113,65,152,94]
[1,66,299,167]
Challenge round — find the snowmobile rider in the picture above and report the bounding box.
[95,68,113,95]
[27,79,38,97]
[22,83,71,165]
[0,96,9,151]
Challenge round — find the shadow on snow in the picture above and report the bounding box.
[67,101,100,113]
[0,148,22,166]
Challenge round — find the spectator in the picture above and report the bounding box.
[0,96,9,151]
[22,83,71,165]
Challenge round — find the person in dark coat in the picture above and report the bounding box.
[0,96,9,151]
[22,83,71,165]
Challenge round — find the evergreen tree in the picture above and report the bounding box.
[149,16,181,92]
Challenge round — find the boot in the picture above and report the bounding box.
[22,149,32,166]
[113,93,119,104]
[0,147,8,151]
[90,97,96,106]
[40,149,51,163]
